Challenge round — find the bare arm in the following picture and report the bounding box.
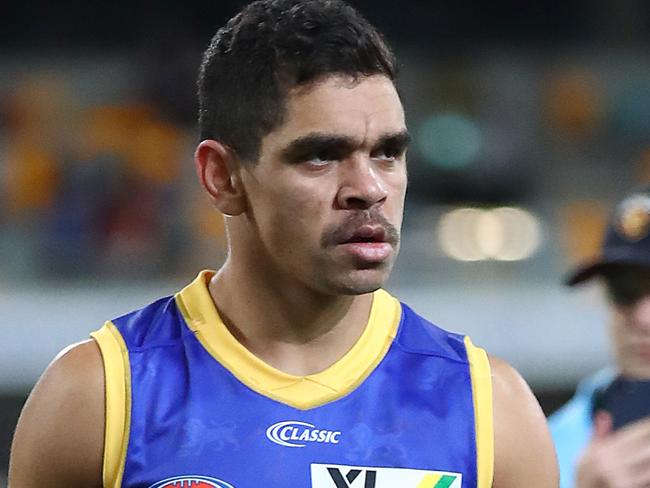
[491,356,559,488]
[8,340,105,487]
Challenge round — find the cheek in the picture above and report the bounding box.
[610,312,631,347]
[387,176,407,219]
[263,188,328,247]
[389,166,408,194]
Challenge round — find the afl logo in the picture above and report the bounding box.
[266,420,341,448]
[148,475,236,488]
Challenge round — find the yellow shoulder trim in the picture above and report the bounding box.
[90,322,131,488]
[175,270,401,410]
[464,336,494,488]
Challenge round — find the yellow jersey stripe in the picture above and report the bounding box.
[91,321,131,488]
[175,270,401,410]
[464,336,494,488]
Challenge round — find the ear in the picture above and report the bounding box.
[194,139,247,216]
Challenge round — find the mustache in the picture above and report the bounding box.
[321,210,400,247]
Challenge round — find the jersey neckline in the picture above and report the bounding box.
[175,270,401,410]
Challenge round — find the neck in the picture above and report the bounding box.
[208,259,374,376]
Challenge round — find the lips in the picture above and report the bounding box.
[321,212,399,264]
[340,225,388,245]
[337,225,393,263]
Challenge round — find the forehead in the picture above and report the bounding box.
[263,75,405,150]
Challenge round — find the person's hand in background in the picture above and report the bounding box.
[576,411,650,488]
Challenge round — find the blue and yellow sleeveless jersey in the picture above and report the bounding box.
[91,271,493,488]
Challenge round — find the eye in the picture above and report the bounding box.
[306,153,333,167]
[606,280,650,306]
[372,145,405,163]
[303,148,344,168]
[604,266,650,306]
[608,287,636,306]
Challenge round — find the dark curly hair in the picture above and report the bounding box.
[197,0,397,163]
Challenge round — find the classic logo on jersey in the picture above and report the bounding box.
[310,464,462,488]
[266,420,342,448]
[148,475,236,488]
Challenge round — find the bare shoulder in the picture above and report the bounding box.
[489,355,558,488]
[9,340,104,488]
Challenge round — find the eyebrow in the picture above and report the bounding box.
[280,129,411,161]
[372,130,412,153]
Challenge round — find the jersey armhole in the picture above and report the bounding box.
[91,321,131,488]
[464,336,494,488]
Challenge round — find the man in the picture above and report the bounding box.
[550,187,650,488]
[9,1,557,487]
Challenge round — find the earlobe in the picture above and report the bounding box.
[194,140,247,216]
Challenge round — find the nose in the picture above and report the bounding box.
[336,157,388,210]
[629,295,650,332]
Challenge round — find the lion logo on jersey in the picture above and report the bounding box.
[148,475,236,488]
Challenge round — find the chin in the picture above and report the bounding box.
[326,268,390,296]
[335,282,383,296]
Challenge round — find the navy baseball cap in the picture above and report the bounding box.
[566,186,650,286]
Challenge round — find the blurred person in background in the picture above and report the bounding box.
[9,1,557,487]
[550,186,650,488]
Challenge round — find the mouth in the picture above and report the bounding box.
[321,211,400,266]
[338,225,392,263]
[341,225,388,245]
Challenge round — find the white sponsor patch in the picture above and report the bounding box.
[310,463,462,488]
[266,420,342,448]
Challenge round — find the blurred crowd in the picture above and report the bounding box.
[0,54,227,282]
[2,45,650,283]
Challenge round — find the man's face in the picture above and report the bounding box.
[604,265,650,379]
[237,75,409,295]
